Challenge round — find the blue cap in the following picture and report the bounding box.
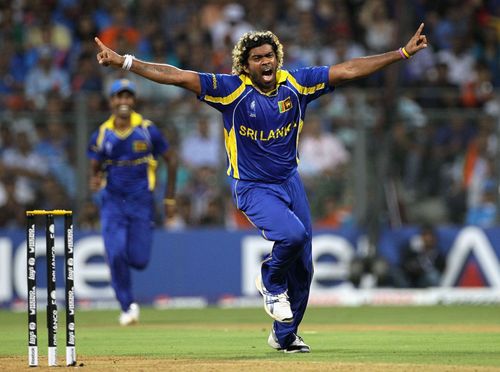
[109,79,136,96]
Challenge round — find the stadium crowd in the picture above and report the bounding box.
[0,0,498,233]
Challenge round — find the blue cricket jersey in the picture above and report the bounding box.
[87,112,168,195]
[198,67,333,182]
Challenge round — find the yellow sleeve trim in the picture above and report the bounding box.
[204,79,246,105]
[286,72,325,95]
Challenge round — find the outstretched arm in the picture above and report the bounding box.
[328,23,428,86]
[95,37,202,95]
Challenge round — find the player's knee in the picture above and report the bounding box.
[286,227,309,247]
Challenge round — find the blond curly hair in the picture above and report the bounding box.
[231,31,284,75]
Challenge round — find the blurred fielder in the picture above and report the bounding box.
[95,24,427,350]
[87,79,177,325]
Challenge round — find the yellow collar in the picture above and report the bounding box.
[103,111,144,138]
[240,70,288,96]
[103,111,143,128]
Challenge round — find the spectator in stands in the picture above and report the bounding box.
[34,117,76,198]
[24,46,71,109]
[1,123,49,206]
[36,177,72,211]
[0,122,13,156]
[180,116,221,171]
[285,11,321,69]
[299,114,350,178]
[461,60,495,108]
[466,179,498,228]
[417,62,459,110]
[349,251,392,288]
[209,3,253,50]
[25,9,72,67]
[472,22,500,87]
[163,194,192,230]
[299,115,351,221]
[182,166,221,226]
[398,224,446,288]
[389,120,422,201]
[358,0,396,54]
[0,41,26,102]
[436,35,475,86]
[0,175,27,228]
[314,194,353,229]
[462,124,497,210]
[319,35,366,68]
[98,5,140,53]
[324,86,379,149]
[199,195,225,226]
[71,52,104,94]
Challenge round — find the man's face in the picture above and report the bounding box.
[244,44,277,93]
[110,90,135,118]
[422,231,436,250]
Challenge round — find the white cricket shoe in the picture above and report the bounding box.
[255,274,293,323]
[268,328,311,353]
[119,302,140,326]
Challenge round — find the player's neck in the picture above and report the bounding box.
[253,83,278,95]
[114,117,131,131]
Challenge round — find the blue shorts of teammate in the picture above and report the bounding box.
[231,170,313,347]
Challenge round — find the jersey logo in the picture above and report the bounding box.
[249,100,256,117]
[278,97,292,113]
[133,141,148,152]
[104,141,113,155]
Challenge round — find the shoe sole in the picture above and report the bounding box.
[283,348,311,354]
[269,330,311,353]
[255,276,294,323]
[119,319,138,326]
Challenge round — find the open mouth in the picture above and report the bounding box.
[262,67,274,82]
[118,104,131,115]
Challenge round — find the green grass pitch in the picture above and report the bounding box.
[1,305,499,370]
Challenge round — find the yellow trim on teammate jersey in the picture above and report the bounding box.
[103,156,151,167]
[204,77,246,105]
[296,119,304,163]
[96,112,145,146]
[224,126,239,179]
[147,156,157,191]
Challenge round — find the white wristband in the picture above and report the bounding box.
[122,54,134,70]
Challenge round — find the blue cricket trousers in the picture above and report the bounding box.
[232,170,313,347]
[99,189,154,311]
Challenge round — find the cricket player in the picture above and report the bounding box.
[95,24,427,349]
[87,79,177,325]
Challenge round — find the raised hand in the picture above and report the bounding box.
[95,37,123,68]
[404,23,428,56]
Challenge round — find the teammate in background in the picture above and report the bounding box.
[87,79,177,325]
[95,24,427,350]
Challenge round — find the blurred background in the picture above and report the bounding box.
[1,0,499,307]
